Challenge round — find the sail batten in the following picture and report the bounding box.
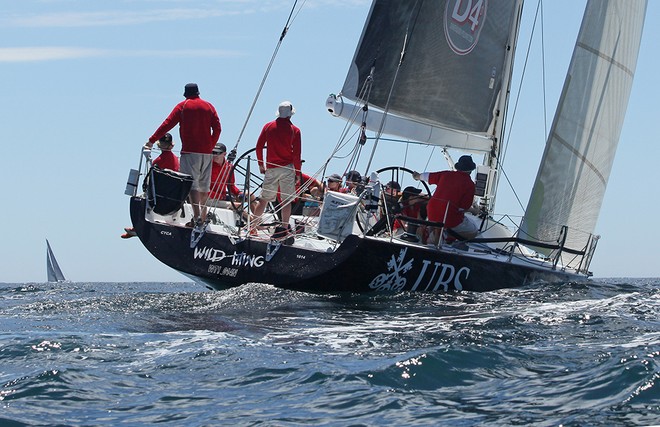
[520,0,647,263]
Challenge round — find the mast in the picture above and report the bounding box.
[484,0,525,214]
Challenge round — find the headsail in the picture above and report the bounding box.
[46,239,66,282]
[330,0,523,152]
[520,0,647,264]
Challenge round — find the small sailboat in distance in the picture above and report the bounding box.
[46,239,66,282]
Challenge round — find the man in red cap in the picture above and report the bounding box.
[146,83,221,227]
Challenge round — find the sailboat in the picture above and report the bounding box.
[126,0,646,292]
[46,239,66,283]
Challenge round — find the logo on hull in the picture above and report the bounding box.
[368,248,471,292]
[194,246,265,269]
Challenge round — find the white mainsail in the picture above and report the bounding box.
[520,0,647,263]
[46,239,66,282]
[331,0,523,153]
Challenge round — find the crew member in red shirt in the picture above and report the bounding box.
[393,186,428,243]
[145,83,221,227]
[413,155,478,245]
[121,133,179,239]
[344,170,362,194]
[152,133,180,171]
[290,172,323,215]
[324,174,344,195]
[253,101,302,242]
[208,143,241,203]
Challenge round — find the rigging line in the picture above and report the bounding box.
[494,155,525,212]
[499,0,543,213]
[423,146,435,172]
[346,106,372,172]
[502,0,542,163]
[402,143,409,169]
[364,0,424,174]
[229,0,304,160]
[330,127,362,160]
[540,0,548,138]
[324,71,375,167]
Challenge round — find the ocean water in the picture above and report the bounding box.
[0,279,658,426]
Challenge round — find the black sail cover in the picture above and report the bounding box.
[342,0,519,135]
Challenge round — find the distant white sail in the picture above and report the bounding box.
[520,0,647,261]
[46,239,66,282]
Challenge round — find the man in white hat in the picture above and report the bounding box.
[253,101,302,243]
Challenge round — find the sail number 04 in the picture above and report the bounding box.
[451,0,485,33]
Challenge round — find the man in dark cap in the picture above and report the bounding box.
[384,180,401,197]
[413,155,478,244]
[208,143,240,203]
[381,180,401,218]
[322,173,344,195]
[122,133,180,239]
[151,133,179,171]
[146,83,221,226]
[394,186,428,243]
[345,170,362,194]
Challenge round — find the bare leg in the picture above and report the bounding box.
[189,190,201,220]
[418,225,427,244]
[428,227,441,246]
[281,203,292,227]
[189,190,209,223]
[253,198,268,217]
[199,191,209,222]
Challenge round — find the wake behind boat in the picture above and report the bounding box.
[125,0,646,293]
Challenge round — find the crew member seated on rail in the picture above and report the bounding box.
[121,134,179,239]
[393,186,428,243]
[207,142,256,214]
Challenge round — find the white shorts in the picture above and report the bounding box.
[180,153,213,192]
[260,164,296,203]
[450,215,478,238]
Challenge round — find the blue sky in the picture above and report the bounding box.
[1,0,658,283]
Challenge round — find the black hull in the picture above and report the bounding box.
[130,197,583,292]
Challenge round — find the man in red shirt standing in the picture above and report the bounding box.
[253,101,302,242]
[146,83,221,227]
[413,155,478,245]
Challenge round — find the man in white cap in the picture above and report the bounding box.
[253,101,302,242]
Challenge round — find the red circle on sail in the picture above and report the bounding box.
[444,0,488,55]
